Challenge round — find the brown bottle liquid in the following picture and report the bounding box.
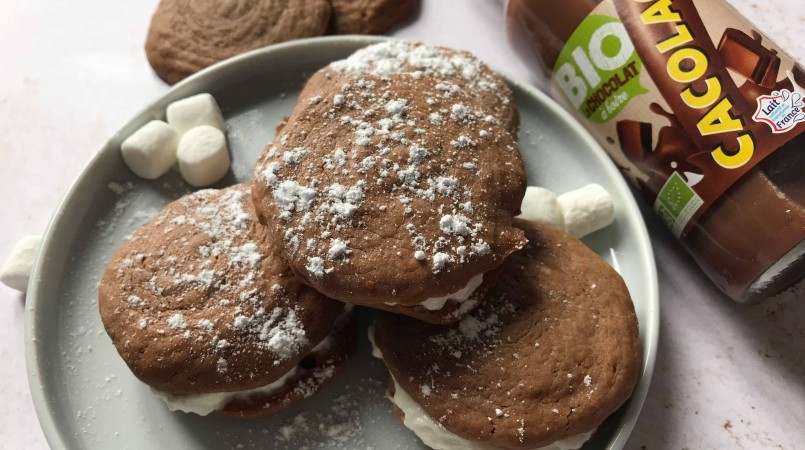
[506,0,804,302]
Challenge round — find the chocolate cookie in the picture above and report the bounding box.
[99,183,352,415]
[252,41,527,319]
[372,220,641,449]
[145,0,331,84]
[328,0,420,35]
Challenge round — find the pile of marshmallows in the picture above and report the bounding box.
[121,93,231,187]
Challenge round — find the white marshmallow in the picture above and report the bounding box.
[177,125,230,187]
[558,184,615,238]
[518,186,564,229]
[120,120,179,179]
[166,93,226,135]
[0,235,42,292]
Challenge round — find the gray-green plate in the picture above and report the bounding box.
[26,36,658,450]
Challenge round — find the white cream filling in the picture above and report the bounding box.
[385,272,485,311]
[369,326,594,450]
[153,334,335,416]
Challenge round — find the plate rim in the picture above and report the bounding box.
[25,35,659,450]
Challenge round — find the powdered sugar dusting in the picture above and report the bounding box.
[517,419,526,443]
[330,41,503,98]
[254,307,309,362]
[429,293,516,359]
[271,380,388,449]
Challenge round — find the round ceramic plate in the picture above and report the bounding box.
[26,36,658,450]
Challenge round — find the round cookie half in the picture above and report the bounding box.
[145,0,331,84]
[252,41,527,311]
[371,220,641,449]
[99,183,347,404]
[328,0,420,35]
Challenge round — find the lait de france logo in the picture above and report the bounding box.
[752,74,805,134]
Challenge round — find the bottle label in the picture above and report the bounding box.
[554,15,648,123]
[550,0,805,236]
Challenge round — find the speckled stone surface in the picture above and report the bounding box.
[0,1,803,448]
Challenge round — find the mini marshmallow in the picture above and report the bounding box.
[167,93,226,135]
[0,235,42,292]
[558,184,615,238]
[518,186,564,229]
[177,125,230,187]
[120,120,179,179]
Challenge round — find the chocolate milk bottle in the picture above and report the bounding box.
[506,0,804,302]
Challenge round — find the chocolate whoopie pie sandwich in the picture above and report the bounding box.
[99,183,355,417]
[252,41,528,324]
[370,220,641,449]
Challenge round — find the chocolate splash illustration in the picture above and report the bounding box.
[617,103,705,202]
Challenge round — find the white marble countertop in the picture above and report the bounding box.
[1,1,803,449]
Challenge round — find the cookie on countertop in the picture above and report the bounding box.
[145,0,332,84]
[371,220,641,449]
[99,183,354,416]
[252,41,527,322]
[328,0,420,35]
